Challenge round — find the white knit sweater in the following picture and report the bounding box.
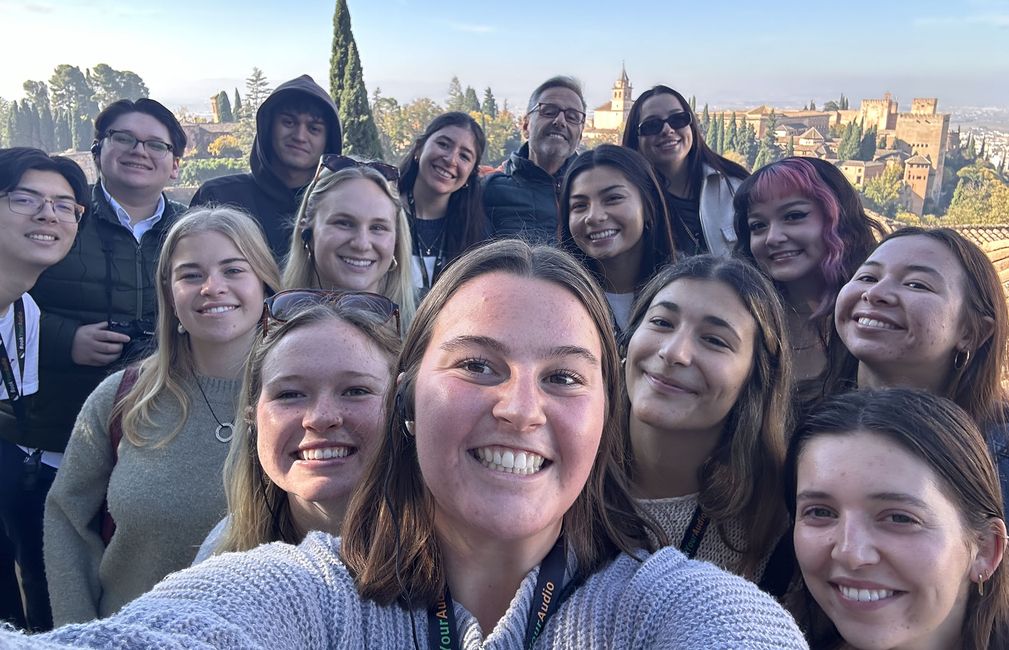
[4,531,808,649]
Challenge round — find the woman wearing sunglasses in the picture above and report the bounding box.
[284,155,417,328]
[42,207,280,625]
[622,85,749,257]
[194,291,400,561]
[9,240,807,648]
[398,112,490,295]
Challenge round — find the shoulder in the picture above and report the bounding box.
[192,174,259,204]
[612,548,806,648]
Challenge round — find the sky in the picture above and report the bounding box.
[1,0,1007,116]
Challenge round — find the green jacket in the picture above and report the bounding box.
[0,185,185,451]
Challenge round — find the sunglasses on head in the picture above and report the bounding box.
[637,112,692,137]
[260,289,401,337]
[317,154,400,183]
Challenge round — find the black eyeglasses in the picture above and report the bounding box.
[529,102,586,125]
[637,112,692,137]
[318,154,399,183]
[261,289,401,337]
[104,130,174,158]
[1,190,84,223]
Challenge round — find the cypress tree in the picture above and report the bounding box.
[700,104,710,139]
[7,101,20,147]
[446,77,465,112]
[481,87,498,118]
[216,91,234,122]
[464,86,480,113]
[233,88,243,119]
[53,109,71,151]
[785,136,795,157]
[339,41,382,158]
[329,0,352,108]
[725,113,738,153]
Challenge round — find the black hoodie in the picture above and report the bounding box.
[190,75,342,260]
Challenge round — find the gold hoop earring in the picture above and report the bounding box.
[954,349,971,370]
[389,256,399,271]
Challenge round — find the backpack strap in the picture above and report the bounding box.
[100,365,140,546]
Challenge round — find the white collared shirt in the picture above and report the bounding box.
[101,182,166,243]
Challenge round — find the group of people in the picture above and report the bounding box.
[0,70,1006,649]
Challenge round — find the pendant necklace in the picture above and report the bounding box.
[407,190,447,257]
[194,375,234,443]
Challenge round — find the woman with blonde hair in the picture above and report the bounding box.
[284,155,416,327]
[196,293,400,559]
[43,206,280,624]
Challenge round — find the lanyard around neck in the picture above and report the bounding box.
[0,298,28,425]
[679,504,711,559]
[426,538,568,650]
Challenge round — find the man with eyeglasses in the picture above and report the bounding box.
[0,148,88,631]
[16,100,187,627]
[190,75,342,261]
[483,76,586,244]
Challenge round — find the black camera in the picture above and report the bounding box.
[108,318,156,363]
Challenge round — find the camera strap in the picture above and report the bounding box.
[0,298,28,426]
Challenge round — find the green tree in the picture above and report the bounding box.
[965,133,977,159]
[856,126,877,162]
[446,76,465,112]
[339,41,382,158]
[482,108,522,166]
[233,88,243,118]
[979,137,987,160]
[481,87,498,118]
[88,63,149,108]
[862,164,904,217]
[739,122,758,169]
[244,67,270,119]
[464,86,480,113]
[329,0,352,108]
[23,80,54,151]
[214,91,234,122]
[753,111,781,169]
[837,121,862,161]
[725,113,738,153]
[710,113,723,154]
[53,109,71,151]
[809,99,816,111]
[784,136,795,158]
[700,104,710,139]
[0,98,10,147]
[944,164,1009,224]
[49,64,98,151]
[689,95,696,112]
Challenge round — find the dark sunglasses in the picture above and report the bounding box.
[260,289,401,337]
[318,153,400,183]
[637,112,692,137]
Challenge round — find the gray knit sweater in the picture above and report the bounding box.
[7,531,808,648]
[42,369,240,625]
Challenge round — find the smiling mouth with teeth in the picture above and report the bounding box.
[340,257,374,268]
[856,317,899,330]
[296,446,356,461]
[588,229,619,241]
[836,585,897,602]
[27,233,57,242]
[471,446,548,475]
[199,305,238,314]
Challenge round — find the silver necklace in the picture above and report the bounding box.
[194,375,234,443]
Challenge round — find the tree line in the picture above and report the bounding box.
[0,64,149,151]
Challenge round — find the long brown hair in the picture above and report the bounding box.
[622,255,794,578]
[340,239,660,606]
[786,389,1009,650]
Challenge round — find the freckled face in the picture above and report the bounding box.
[412,272,605,548]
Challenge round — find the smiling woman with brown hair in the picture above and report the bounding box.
[6,240,807,648]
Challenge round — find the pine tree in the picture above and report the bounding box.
[725,113,738,153]
[245,67,270,118]
[740,122,758,169]
[446,76,465,112]
[8,101,22,147]
[464,86,480,113]
[481,87,498,118]
[753,111,781,169]
[339,40,382,158]
[785,136,795,157]
[838,121,862,161]
[857,126,877,161]
[233,88,243,118]
[329,0,352,108]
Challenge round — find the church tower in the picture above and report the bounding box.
[611,63,632,113]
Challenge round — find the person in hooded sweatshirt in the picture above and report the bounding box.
[190,75,342,261]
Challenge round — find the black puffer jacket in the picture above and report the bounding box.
[482,143,575,245]
[189,75,342,261]
[0,186,185,451]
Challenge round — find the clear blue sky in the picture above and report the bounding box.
[1,0,1006,114]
